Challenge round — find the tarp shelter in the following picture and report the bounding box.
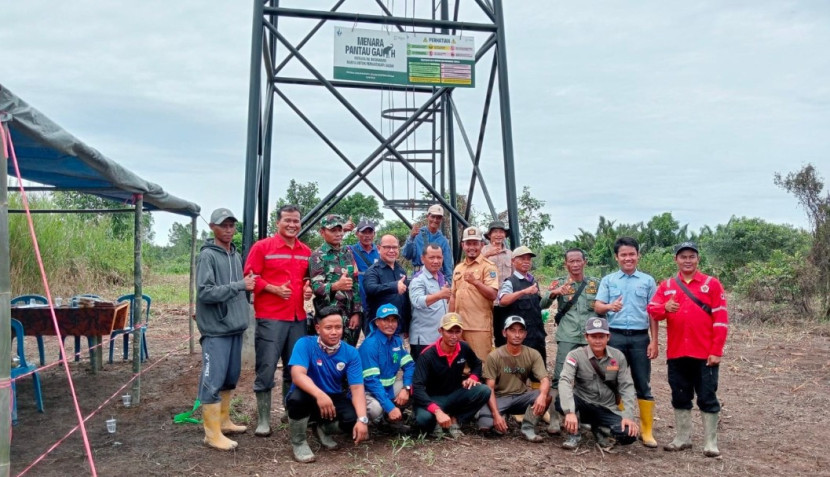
[0,83,201,474]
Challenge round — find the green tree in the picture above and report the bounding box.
[331,192,383,224]
[775,164,830,319]
[52,191,155,242]
[518,185,553,251]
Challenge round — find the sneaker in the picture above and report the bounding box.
[562,434,581,450]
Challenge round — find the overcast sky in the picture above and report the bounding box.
[2,1,827,245]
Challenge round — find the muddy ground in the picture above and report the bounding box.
[10,303,830,476]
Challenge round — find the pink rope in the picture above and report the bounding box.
[16,333,191,477]
[2,125,98,477]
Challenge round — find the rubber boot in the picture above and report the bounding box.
[316,420,340,450]
[219,391,246,434]
[547,390,562,435]
[664,409,693,452]
[638,399,658,448]
[254,391,272,437]
[701,411,721,457]
[279,383,290,424]
[520,406,544,443]
[202,403,238,450]
[562,433,581,450]
[289,417,316,463]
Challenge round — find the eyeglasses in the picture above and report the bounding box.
[380,245,399,250]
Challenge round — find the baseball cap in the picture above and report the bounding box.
[210,208,237,225]
[375,303,399,319]
[512,245,536,258]
[440,312,464,330]
[674,241,699,256]
[585,317,610,335]
[484,220,509,240]
[503,315,526,330]
[320,214,345,229]
[461,226,484,242]
[427,204,444,217]
[357,219,377,232]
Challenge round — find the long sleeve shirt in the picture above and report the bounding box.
[412,338,482,414]
[309,243,362,317]
[363,260,410,333]
[359,330,415,413]
[401,228,454,283]
[558,345,637,421]
[408,269,448,345]
[647,271,729,359]
[243,234,311,320]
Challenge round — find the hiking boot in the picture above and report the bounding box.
[562,433,581,450]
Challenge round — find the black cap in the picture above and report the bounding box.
[673,241,699,256]
[357,219,377,232]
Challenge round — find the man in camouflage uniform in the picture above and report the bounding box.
[547,248,600,435]
[309,215,363,346]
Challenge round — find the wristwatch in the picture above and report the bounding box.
[357,416,369,424]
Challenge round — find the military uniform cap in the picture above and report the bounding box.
[321,214,345,229]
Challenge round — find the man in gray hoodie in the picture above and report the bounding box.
[196,208,255,451]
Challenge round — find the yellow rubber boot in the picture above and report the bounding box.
[638,399,658,448]
[203,403,238,450]
[219,391,247,434]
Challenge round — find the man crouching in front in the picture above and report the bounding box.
[284,305,369,463]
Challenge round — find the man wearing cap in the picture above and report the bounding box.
[402,204,454,283]
[244,204,314,437]
[557,317,639,449]
[482,221,513,346]
[408,243,452,360]
[648,242,728,457]
[349,219,380,336]
[196,208,256,450]
[309,214,362,346]
[412,313,491,438]
[363,235,410,337]
[496,245,552,365]
[450,226,499,361]
[478,316,551,442]
[358,304,415,432]
[285,305,369,463]
[594,237,659,447]
[544,248,601,435]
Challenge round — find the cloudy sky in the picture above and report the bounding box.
[2,1,828,245]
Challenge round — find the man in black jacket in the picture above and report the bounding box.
[363,234,410,335]
[412,313,491,438]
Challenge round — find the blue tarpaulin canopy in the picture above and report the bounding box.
[0,83,199,216]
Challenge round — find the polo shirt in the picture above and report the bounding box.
[288,336,363,395]
[596,269,656,330]
[412,338,482,413]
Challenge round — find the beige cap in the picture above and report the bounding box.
[461,226,484,242]
[512,245,536,258]
[440,312,464,330]
[427,204,444,217]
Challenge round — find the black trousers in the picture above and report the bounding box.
[285,387,357,433]
[555,395,636,445]
[667,357,720,413]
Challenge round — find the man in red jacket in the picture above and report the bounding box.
[244,204,313,437]
[647,241,728,457]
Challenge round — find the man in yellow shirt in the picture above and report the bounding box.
[449,226,499,361]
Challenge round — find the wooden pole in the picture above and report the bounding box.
[188,216,197,354]
[131,195,144,405]
[0,120,13,477]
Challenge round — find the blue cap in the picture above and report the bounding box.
[376,304,400,319]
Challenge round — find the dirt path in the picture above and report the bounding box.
[10,305,830,476]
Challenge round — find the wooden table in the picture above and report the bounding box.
[11,302,130,373]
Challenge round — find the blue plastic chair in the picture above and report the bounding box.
[63,294,99,362]
[109,294,151,364]
[11,319,45,425]
[10,295,48,366]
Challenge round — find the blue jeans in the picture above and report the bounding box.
[415,386,491,432]
[609,330,653,400]
[668,357,720,413]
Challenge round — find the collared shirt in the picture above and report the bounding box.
[349,243,380,310]
[243,233,311,320]
[363,260,410,333]
[309,242,362,317]
[408,269,448,345]
[648,271,729,360]
[596,269,656,330]
[401,228,454,283]
[482,244,513,287]
[412,338,482,414]
[451,255,499,331]
[550,276,600,344]
[288,336,363,395]
[558,345,637,421]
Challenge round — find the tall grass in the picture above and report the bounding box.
[9,193,134,298]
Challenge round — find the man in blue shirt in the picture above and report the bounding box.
[349,219,380,336]
[359,304,415,433]
[401,204,454,283]
[285,305,369,463]
[594,236,659,448]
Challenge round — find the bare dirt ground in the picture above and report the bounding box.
[10,302,830,476]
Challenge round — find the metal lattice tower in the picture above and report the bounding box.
[241,0,521,258]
